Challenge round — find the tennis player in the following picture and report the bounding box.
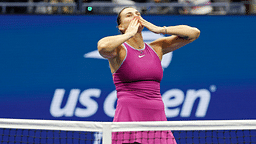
[98,7,200,144]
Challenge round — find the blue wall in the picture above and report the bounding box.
[0,15,255,121]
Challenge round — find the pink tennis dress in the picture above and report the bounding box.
[112,42,177,144]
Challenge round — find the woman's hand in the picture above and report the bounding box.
[138,16,162,34]
[125,18,141,37]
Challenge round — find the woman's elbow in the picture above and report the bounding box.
[97,41,107,57]
[97,42,105,52]
[191,28,200,40]
[97,39,106,50]
[97,45,108,58]
[194,28,200,39]
[183,25,200,40]
[97,42,117,59]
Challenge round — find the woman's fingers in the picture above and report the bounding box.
[133,19,139,27]
[132,18,138,24]
[135,21,140,28]
[136,19,141,28]
[125,18,141,36]
[138,18,146,26]
[129,18,137,27]
[134,16,140,20]
[127,19,139,31]
[130,19,135,27]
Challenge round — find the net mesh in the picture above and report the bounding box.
[0,128,101,144]
[111,130,256,144]
[173,130,256,144]
[1,118,256,144]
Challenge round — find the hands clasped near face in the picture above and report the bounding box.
[125,16,162,36]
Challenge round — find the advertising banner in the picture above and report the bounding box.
[0,15,255,121]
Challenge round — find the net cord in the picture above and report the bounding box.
[111,120,256,132]
[1,118,256,132]
[1,118,256,144]
[0,118,103,132]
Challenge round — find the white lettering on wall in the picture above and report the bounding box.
[75,89,101,117]
[180,89,211,117]
[103,90,117,117]
[162,89,184,118]
[50,89,80,117]
[50,87,214,118]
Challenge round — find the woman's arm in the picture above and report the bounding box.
[138,17,200,55]
[97,33,133,59]
[138,17,200,40]
[97,18,140,59]
[161,25,200,41]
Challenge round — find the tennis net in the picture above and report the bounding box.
[0,118,256,144]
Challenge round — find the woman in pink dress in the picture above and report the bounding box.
[97,7,200,144]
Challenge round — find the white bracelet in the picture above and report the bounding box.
[163,26,167,35]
